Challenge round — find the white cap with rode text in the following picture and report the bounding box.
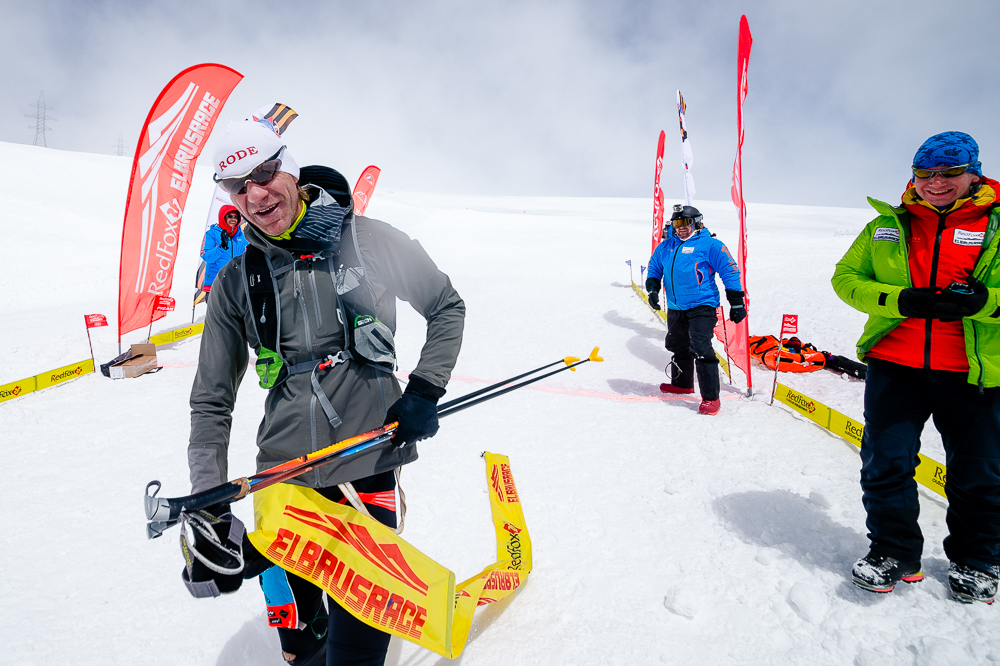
[212,120,299,181]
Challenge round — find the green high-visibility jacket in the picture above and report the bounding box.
[831,196,1000,389]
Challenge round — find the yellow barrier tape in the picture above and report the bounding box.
[628,278,948,500]
[248,452,531,659]
[2,358,94,404]
[716,351,731,377]
[148,331,172,345]
[150,321,204,346]
[773,383,832,429]
[828,409,864,447]
[2,320,204,405]
[170,322,204,342]
[36,359,94,389]
[0,375,36,403]
[914,454,948,497]
[778,384,947,499]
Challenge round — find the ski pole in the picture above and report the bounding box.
[437,347,603,418]
[145,422,398,538]
[436,354,586,412]
[145,348,603,537]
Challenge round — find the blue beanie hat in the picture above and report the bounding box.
[912,131,983,177]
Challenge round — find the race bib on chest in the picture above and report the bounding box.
[953,229,985,247]
[873,227,900,243]
[681,246,695,254]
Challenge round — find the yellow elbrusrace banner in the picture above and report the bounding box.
[248,451,531,659]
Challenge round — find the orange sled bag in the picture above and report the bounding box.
[748,335,826,373]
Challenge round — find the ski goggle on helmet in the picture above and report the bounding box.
[670,204,704,230]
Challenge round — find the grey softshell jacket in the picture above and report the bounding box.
[188,173,465,493]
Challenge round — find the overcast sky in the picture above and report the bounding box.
[5,0,1000,208]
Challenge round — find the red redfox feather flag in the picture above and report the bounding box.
[353,166,381,216]
[714,16,753,390]
[650,130,666,254]
[118,63,242,339]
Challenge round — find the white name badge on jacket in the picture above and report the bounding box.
[953,229,985,246]
[873,228,900,242]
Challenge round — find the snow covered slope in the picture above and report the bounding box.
[1,142,989,665]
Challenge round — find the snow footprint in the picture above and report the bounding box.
[663,585,700,619]
[787,581,827,625]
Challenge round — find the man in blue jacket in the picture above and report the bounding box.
[200,205,249,297]
[645,205,746,415]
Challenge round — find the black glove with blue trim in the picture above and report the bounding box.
[385,376,445,446]
[937,277,989,318]
[645,277,662,311]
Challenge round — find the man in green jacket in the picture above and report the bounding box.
[833,131,1000,604]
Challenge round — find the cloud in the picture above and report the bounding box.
[4,0,999,208]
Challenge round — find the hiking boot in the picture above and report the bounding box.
[698,399,720,415]
[851,552,923,593]
[948,562,999,604]
[660,383,695,394]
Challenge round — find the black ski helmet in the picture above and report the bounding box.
[670,204,704,229]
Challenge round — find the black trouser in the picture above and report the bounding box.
[861,358,1000,573]
[271,471,397,666]
[665,305,720,401]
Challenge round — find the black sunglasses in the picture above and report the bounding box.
[213,149,283,195]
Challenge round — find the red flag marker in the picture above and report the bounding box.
[771,313,799,404]
[83,314,108,369]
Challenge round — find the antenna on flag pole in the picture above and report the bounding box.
[677,90,695,206]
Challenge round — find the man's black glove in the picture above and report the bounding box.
[726,289,746,324]
[645,277,662,311]
[384,376,445,446]
[897,286,944,319]
[180,504,245,598]
[937,278,989,318]
[220,232,230,250]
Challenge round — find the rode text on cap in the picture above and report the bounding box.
[212,121,299,182]
[219,146,259,173]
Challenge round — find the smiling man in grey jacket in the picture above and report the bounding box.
[183,120,465,666]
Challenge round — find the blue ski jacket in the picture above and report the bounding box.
[201,217,249,287]
[648,227,743,311]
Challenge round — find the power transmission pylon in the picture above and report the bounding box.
[25,91,56,147]
[114,132,124,156]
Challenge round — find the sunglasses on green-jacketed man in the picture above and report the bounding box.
[911,164,970,180]
[213,149,283,195]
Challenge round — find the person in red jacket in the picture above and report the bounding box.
[835,131,1000,603]
[200,205,249,299]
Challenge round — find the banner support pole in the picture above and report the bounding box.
[146,299,156,343]
[86,328,96,370]
[769,321,782,405]
[720,308,733,385]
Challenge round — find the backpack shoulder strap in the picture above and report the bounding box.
[241,247,289,388]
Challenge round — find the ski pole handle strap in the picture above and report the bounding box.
[144,479,245,528]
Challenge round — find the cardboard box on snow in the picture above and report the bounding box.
[108,344,158,379]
